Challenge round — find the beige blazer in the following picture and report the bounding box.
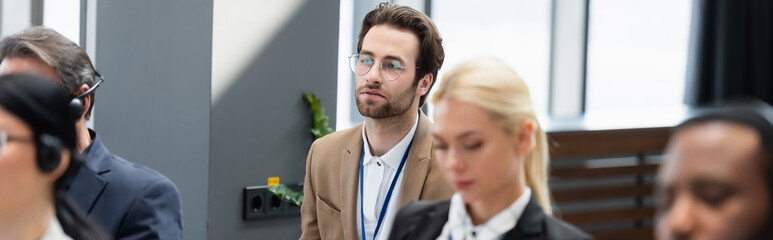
[300,112,454,240]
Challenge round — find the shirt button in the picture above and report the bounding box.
[377,162,382,166]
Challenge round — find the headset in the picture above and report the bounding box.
[68,72,104,120]
[0,130,62,172]
[37,133,64,172]
[38,72,104,171]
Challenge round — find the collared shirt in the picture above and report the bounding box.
[437,188,532,240]
[80,129,97,161]
[356,114,419,240]
[39,218,73,240]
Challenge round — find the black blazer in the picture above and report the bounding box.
[389,196,593,240]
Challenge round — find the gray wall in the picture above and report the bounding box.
[93,1,212,240]
[92,0,338,238]
[208,0,339,238]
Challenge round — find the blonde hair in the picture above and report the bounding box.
[432,57,552,215]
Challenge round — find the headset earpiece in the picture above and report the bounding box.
[69,97,84,120]
[69,77,104,120]
[37,134,63,172]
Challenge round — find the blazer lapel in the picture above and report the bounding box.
[67,132,112,215]
[410,201,451,240]
[398,112,434,207]
[503,196,546,239]
[66,162,108,214]
[340,124,364,240]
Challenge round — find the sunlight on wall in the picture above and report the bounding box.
[212,0,306,104]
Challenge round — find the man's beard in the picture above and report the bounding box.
[355,83,416,119]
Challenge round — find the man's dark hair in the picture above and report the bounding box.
[357,2,444,107]
[0,26,99,119]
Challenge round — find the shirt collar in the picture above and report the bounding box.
[445,187,532,239]
[39,218,73,240]
[361,114,419,169]
[81,129,97,157]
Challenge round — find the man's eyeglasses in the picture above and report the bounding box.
[0,131,32,154]
[348,54,419,81]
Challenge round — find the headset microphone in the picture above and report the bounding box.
[69,73,104,120]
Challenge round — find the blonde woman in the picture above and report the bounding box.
[389,58,591,240]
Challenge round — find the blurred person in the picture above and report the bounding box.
[0,74,107,240]
[301,2,453,239]
[656,100,773,240]
[0,27,182,240]
[390,58,591,240]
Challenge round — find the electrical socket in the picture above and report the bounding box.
[243,183,303,221]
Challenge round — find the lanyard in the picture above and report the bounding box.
[359,135,415,240]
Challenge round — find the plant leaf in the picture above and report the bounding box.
[303,92,335,139]
[268,185,304,206]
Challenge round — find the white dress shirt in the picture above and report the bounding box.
[39,218,73,240]
[436,188,532,240]
[356,114,419,240]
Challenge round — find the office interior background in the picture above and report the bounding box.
[2,0,769,239]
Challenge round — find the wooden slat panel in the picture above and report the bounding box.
[553,184,654,203]
[560,207,655,225]
[593,228,654,240]
[547,127,666,238]
[548,127,671,159]
[551,164,659,179]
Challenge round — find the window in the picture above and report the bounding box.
[43,0,81,44]
[431,0,552,117]
[0,0,81,44]
[1,0,32,37]
[337,0,694,130]
[585,0,692,114]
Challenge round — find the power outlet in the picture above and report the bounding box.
[243,184,303,221]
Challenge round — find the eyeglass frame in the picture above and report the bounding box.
[348,53,420,81]
[0,131,33,155]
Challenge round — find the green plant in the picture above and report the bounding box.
[276,92,334,207]
[268,185,303,206]
[303,93,334,139]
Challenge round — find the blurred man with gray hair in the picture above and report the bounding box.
[0,26,182,240]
